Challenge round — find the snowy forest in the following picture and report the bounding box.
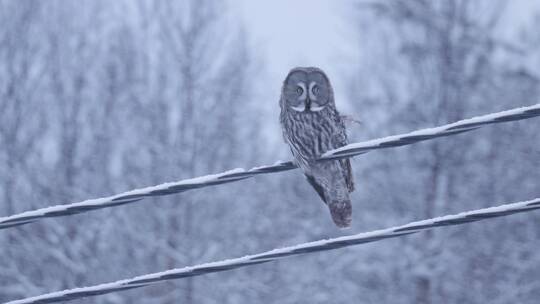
[1,0,539,303]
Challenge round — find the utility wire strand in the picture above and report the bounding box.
[7,197,540,304]
[0,104,539,230]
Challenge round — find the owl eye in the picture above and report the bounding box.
[312,85,320,94]
[296,87,304,95]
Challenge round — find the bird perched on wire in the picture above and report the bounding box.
[279,67,355,228]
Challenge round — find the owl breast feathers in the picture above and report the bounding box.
[279,67,355,228]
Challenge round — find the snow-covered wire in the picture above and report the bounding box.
[0,104,539,230]
[7,197,540,304]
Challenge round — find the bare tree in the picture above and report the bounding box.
[346,1,540,303]
[0,0,260,302]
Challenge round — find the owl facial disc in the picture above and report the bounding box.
[289,81,327,112]
[290,82,307,112]
[283,68,331,113]
[308,81,326,111]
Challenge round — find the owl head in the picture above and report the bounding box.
[280,67,334,113]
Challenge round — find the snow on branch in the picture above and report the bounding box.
[0,104,539,230]
[7,197,540,304]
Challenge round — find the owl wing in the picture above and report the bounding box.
[333,113,355,193]
[341,158,355,193]
[305,174,327,204]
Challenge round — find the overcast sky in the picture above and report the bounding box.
[230,0,539,145]
[234,0,538,102]
[237,0,352,77]
[235,0,537,78]
[232,0,359,139]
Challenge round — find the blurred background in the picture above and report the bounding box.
[1,0,539,303]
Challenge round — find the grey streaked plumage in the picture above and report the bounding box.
[279,67,355,228]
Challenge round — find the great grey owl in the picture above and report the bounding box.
[279,67,355,228]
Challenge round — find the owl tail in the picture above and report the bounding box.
[304,173,352,228]
[328,199,352,228]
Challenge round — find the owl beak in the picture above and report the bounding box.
[305,98,312,111]
[304,98,325,112]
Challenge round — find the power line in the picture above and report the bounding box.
[7,197,540,304]
[0,104,538,230]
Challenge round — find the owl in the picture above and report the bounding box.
[279,67,355,228]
